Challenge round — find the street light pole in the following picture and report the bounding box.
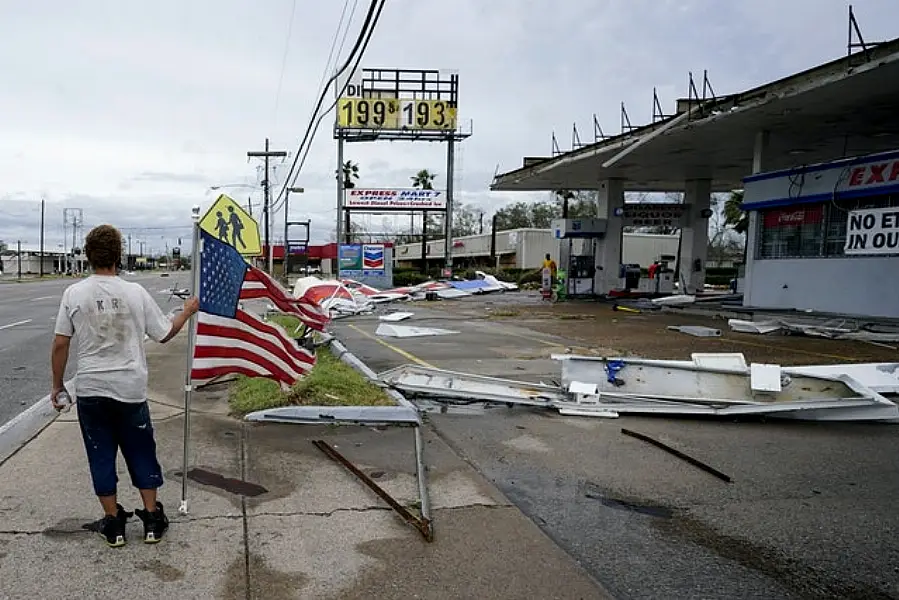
[17,240,22,280]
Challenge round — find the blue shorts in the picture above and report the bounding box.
[76,396,164,496]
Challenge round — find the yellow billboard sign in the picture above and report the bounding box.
[199,194,262,256]
[336,98,457,131]
[337,97,400,129]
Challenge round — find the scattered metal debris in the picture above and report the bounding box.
[621,428,732,483]
[379,312,415,322]
[375,324,459,338]
[312,440,433,542]
[727,316,899,342]
[667,325,722,337]
[378,352,899,423]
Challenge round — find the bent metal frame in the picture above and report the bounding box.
[334,67,473,274]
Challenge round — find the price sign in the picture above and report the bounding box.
[337,97,400,129]
[399,99,457,130]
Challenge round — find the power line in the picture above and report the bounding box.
[312,0,357,120]
[333,0,361,77]
[272,0,384,210]
[272,0,298,129]
[279,0,384,206]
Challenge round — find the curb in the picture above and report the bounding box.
[0,383,70,466]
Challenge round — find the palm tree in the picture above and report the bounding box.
[554,189,575,218]
[341,160,359,189]
[723,189,749,265]
[723,190,748,234]
[410,169,437,190]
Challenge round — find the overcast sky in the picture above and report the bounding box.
[1,0,896,252]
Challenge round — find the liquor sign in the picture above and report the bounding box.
[622,203,687,228]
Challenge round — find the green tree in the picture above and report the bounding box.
[452,204,482,237]
[411,169,441,238]
[723,190,749,234]
[341,160,359,189]
[411,169,437,190]
[493,202,536,230]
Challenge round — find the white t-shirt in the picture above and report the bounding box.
[54,275,173,403]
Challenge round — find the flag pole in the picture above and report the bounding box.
[180,205,202,515]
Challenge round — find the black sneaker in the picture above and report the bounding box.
[95,504,132,548]
[135,501,169,544]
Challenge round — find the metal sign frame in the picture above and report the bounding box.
[334,67,472,275]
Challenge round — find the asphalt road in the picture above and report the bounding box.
[333,302,899,600]
[0,272,191,427]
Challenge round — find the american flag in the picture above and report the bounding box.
[190,229,320,387]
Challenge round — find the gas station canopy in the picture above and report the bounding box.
[491,39,899,193]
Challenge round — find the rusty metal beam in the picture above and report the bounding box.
[621,428,732,483]
[312,439,434,541]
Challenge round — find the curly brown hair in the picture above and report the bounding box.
[84,224,123,270]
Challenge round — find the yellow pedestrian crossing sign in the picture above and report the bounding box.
[199,194,262,256]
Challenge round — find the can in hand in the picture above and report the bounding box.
[56,391,72,413]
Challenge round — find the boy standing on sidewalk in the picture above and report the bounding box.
[50,224,199,547]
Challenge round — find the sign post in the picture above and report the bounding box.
[333,68,471,274]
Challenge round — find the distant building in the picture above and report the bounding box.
[393,228,683,270]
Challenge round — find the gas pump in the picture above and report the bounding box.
[552,218,607,298]
[636,253,676,295]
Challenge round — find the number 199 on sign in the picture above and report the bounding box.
[337,98,399,129]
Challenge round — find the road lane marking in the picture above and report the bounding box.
[31,296,55,301]
[0,319,33,331]
[346,324,436,368]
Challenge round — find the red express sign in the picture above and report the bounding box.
[346,189,446,210]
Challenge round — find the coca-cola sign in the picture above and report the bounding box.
[763,205,823,228]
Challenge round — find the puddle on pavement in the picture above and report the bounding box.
[177,468,269,497]
[586,493,674,519]
[42,518,95,539]
[136,559,184,582]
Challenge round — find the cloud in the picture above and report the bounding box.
[1,0,896,248]
[130,172,213,185]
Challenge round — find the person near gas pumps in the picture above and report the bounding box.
[542,253,558,284]
[50,224,199,548]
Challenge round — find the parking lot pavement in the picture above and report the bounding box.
[333,300,899,599]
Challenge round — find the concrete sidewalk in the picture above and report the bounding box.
[0,334,609,600]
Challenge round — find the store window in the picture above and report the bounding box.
[757,194,899,259]
[821,194,899,257]
[757,204,824,259]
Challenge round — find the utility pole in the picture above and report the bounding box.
[247,138,287,275]
[39,198,45,277]
[16,240,22,280]
[63,208,83,276]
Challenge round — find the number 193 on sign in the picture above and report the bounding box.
[399,99,456,130]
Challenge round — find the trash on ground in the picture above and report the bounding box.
[379,312,414,322]
[728,319,782,334]
[291,273,519,317]
[651,294,696,306]
[375,324,459,338]
[667,325,722,337]
[727,316,899,342]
